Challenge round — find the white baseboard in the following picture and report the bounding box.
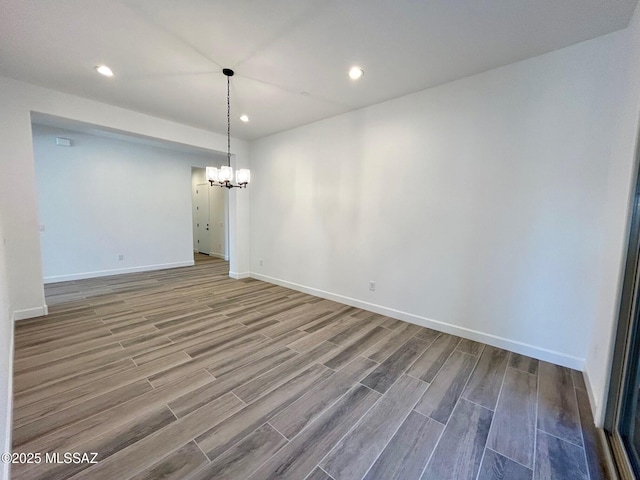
[43,261,195,284]
[583,368,605,428]
[194,250,228,261]
[13,305,48,321]
[229,271,250,280]
[251,272,585,370]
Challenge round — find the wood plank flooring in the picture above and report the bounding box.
[11,254,607,479]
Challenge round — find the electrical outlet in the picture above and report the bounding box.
[118,254,124,261]
[369,281,375,291]
[260,260,263,267]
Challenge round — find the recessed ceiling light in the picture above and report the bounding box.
[348,66,364,80]
[94,65,114,77]
[239,114,249,122]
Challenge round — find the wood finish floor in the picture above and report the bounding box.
[11,254,608,480]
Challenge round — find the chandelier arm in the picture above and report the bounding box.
[208,180,247,189]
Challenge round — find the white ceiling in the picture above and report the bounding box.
[1,0,637,140]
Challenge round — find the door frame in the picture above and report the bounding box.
[191,167,230,261]
[605,130,640,479]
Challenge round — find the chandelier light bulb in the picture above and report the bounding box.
[206,167,219,183]
[236,169,251,185]
[219,166,233,183]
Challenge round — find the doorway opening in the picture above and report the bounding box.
[191,167,229,262]
[30,112,236,285]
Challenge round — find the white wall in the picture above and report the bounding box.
[250,28,635,373]
[585,3,640,427]
[0,76,251,461]
[33,125,224,282]
[0,220,14,480]
[0,75,250,319]
[191,168,228,259]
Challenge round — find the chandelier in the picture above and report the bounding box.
[207,68,250,189]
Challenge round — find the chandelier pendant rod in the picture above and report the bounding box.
[206,68,250,189]
[226,70,231,168]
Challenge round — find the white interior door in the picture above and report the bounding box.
[209,186,227,259]
[194,183,210,254]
